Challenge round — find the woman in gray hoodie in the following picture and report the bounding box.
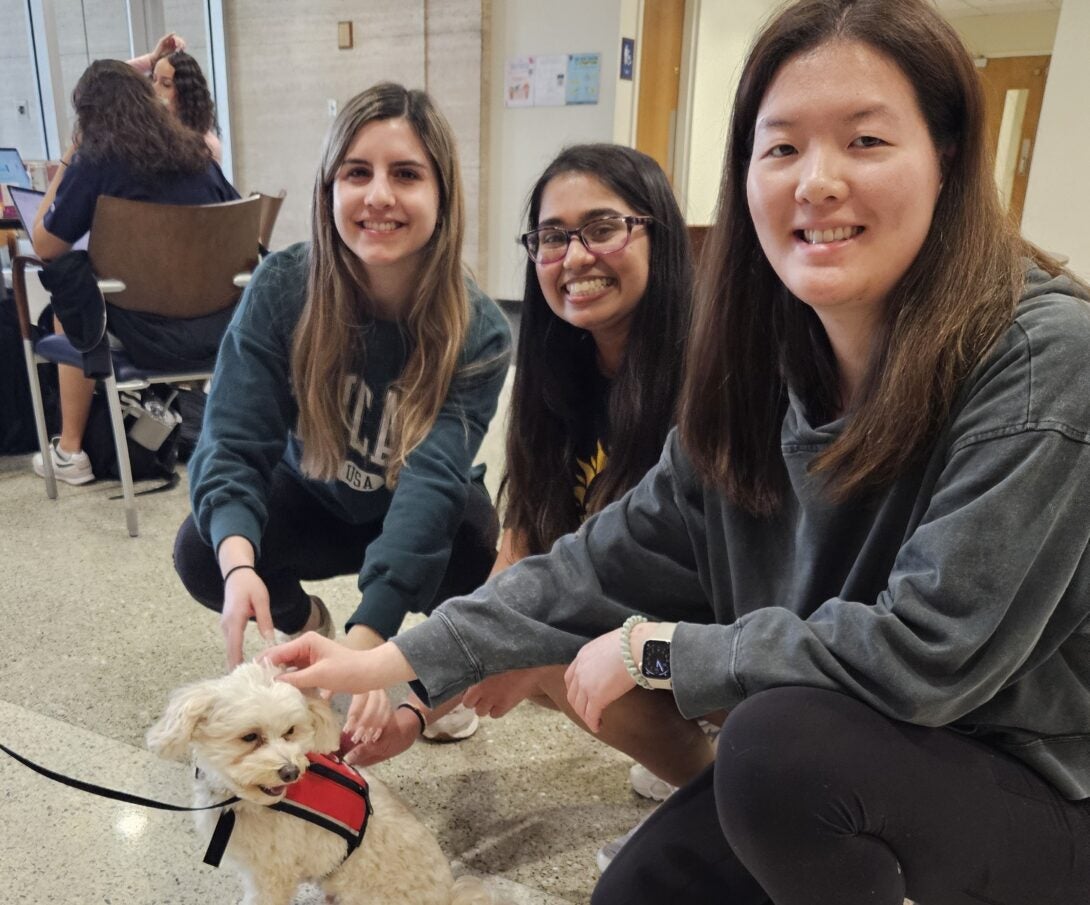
[268,1,1090,902]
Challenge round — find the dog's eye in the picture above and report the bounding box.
[284,726,295,738]
[240,732,259,743]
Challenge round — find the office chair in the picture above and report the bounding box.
[10,194,261,536]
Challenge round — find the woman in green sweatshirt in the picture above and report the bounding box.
[175,82,510,750]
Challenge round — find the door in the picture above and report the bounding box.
[977,55,1050,226]
[636,0,686,184]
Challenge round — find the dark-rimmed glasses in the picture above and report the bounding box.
[519,215,654,265]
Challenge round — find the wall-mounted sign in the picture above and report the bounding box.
[620,37,634,80]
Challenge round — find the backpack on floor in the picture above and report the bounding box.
[81,387,182,493]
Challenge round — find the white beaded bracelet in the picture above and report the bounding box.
[620,614,652,689]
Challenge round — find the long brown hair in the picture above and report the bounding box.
[291,82,467,486]
[679,0,1065,515]
[72,59,208,181]
[502,144,692,555]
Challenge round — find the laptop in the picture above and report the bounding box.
[0,147,32,191]
[9,185,90,253]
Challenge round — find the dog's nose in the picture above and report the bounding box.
[278,764,300,783]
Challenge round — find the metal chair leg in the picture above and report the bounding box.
[104,375,139,537]
[24,342,57,500]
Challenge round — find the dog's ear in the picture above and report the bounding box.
[146,680,219,761]
[305,693,342,754]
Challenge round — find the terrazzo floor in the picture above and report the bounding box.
[0,367,658,904]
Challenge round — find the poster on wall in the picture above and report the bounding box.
[533,54,568,106]
[620,38,635,80]
[504,56,534,107]
[566,53,601,105]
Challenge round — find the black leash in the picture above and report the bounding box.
[0,741,238,813]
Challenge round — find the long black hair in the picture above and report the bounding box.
[502,143,693,555]
[161,50,217,137]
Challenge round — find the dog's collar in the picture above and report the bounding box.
[203,752,373,869]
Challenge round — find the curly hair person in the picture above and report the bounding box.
[159,50,218,137]
[72,59,208,183]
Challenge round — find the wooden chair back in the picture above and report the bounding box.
[88,195,261,319]
[255,190,286,249]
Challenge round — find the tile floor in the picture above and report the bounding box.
[0,369,659,904]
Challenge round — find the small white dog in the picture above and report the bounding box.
[147,662,491,905]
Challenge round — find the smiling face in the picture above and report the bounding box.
[151,57,176,112]
[332,116,440,309]
[535,171,650,370]
[746,39,944,339]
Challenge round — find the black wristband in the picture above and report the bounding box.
[397,702,427,735]
[222,563,257,583]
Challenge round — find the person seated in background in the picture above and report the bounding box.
[31,59,238,485]
[267,0,1090,899]
[172,83,511,746]
[128,34,222,162]
[345,143,714,854]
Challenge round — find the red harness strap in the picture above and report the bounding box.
[204,753,373,868]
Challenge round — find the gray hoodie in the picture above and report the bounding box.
[394,266,1090,800]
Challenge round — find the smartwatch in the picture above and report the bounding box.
[639,623,677,690]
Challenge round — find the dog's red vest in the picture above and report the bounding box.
[204,752,373,868]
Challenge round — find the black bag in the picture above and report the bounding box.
[81,387,182,493]
[0,291,60,454]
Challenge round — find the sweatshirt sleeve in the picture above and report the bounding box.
[346,285,512,638]
[391,433,714,704]
[187,247,304,555]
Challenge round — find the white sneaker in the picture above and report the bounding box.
[32,438,95,485]
[274,595,336,645]
[629,762,676,801]
[422,703,479,742]
[596,816,648,873]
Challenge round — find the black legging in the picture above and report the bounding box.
[174,464,499,637]
[594,686,1090,905]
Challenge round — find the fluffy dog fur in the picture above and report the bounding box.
[147,662,491,905]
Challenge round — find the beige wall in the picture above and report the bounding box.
[1022,0,1089,280]
[680,0,778,226]
[947,10,1059,58]
[485,0,639,301]
[224,0,486,267]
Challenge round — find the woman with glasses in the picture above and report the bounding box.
[343,143,710,837]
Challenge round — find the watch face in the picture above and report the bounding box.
[641,639,671,680]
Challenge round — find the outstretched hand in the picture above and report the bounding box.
[221,567,274,670]
[262,633,417,699]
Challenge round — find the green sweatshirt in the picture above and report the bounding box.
[395,265,1090,800]
[188,242,511,637]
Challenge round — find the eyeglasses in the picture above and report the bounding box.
[519,215,654,265]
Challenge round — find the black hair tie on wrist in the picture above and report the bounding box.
[222,563,257,583]
[397,702,427,735]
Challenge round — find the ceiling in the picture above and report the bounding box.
[934,0,1062,16]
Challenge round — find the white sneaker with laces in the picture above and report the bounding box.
[274,595,336,645]
[596,815,648,873]
[32,438,95,485]
[422,703,479,742]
